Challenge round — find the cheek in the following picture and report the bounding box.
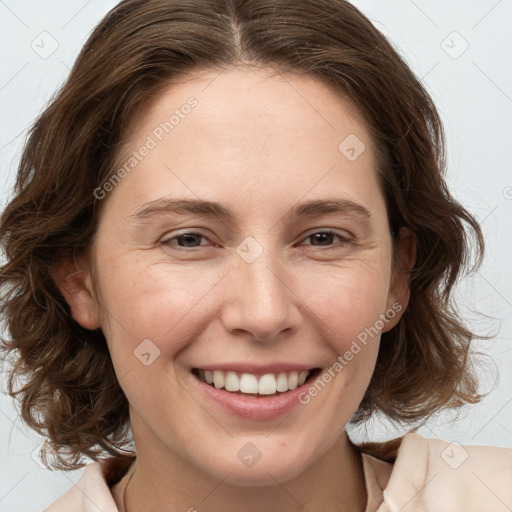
[94,256,226,356]
[296,263,391,348]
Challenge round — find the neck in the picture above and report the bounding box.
[117,429,367,512]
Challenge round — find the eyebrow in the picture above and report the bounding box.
[132,197,371,222]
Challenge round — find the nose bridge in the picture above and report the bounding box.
[221,236,297,341]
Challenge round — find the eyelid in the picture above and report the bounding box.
[299,229,354,248]
[160,230,212,248]
[301,227,353,240]
[159,228,354,252]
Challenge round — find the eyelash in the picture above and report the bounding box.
[160,230,353,251]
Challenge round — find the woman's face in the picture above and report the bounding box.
[75,67,409,485]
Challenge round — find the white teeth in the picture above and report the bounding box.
[213,370,225,389]
[198,369,312,395]
[240,373,258,393]
[224,371,240,392]
[298,370,308,386]
[258,374,277,395]
[276,372,288,392]
[288,371,299,390]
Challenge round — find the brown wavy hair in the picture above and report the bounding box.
[0,0,487,471]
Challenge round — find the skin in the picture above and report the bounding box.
[57,66,414,512]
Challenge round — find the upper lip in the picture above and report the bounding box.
[192,363,319,376]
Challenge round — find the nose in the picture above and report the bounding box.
[220,244,300,342]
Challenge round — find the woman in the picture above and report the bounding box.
[1,1,511,511]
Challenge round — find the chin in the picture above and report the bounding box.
[196,442,315,488]
[223,462,307,488]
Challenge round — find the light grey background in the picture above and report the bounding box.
[1,1,511,510]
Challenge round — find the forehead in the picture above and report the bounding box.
[121,65,375,165]
[105,66,383,223]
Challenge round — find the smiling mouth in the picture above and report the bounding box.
[192,368,321,396]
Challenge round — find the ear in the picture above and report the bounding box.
[383,227,416,332]
[52,257,101,330]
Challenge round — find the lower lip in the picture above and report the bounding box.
[192,372,317,421]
